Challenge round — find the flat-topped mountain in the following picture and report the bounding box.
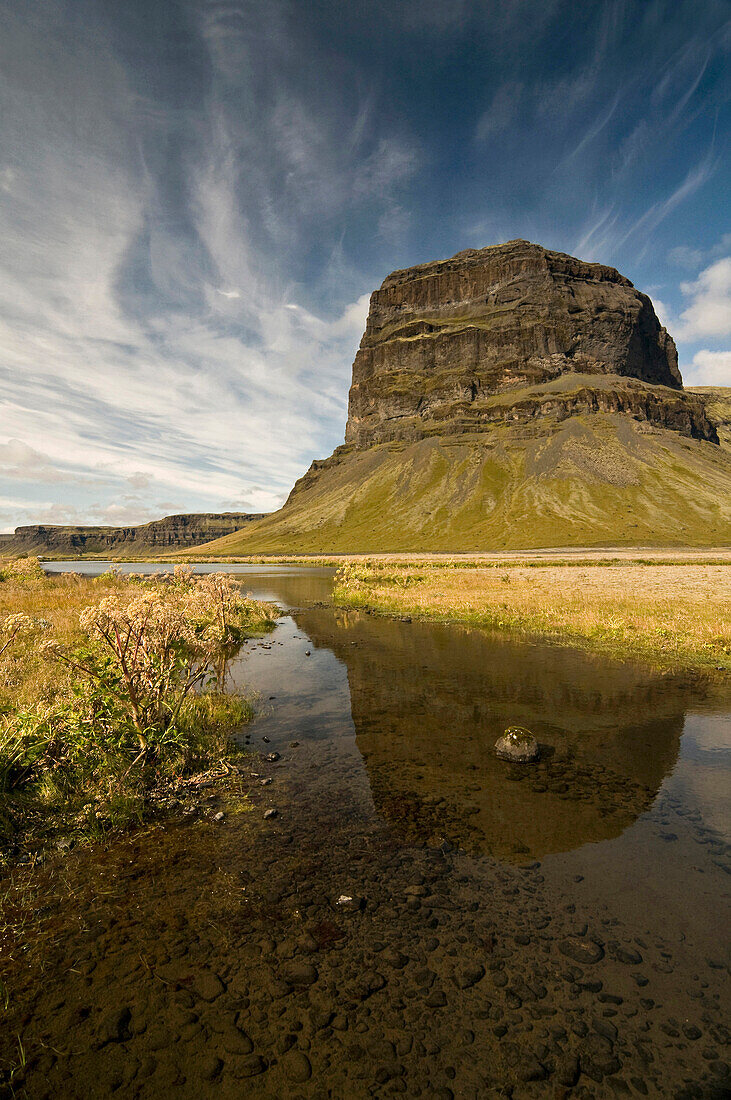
[6,513,265,558]
[196,241,729,554]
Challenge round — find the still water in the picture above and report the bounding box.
[3,562,729,1098]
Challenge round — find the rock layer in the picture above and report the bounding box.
[6,513,265,557]
[345,240,705,447]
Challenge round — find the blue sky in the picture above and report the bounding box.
[1,0,729,531]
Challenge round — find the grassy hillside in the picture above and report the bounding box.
[192,411,731,554]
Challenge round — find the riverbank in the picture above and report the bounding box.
[333,561,731,674]
[0,559,278,858]
[18,545,731,564]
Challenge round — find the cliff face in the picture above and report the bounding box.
[689,388,731,452]
[345,240,709,447]
[7,513,265,557]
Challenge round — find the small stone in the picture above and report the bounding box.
[260,777,272,786]
[305,650,311,656]
[559,937,605,964]
[281,1051,312,1082]
[212,811,225,822]
[265,752,280,762]
[556,1053,580,1087]
[236,1054,266,1078]
[282,960,318,987]
[336,894,364,911]
[264,808,278,820]
[382,949,408,970]
[494,726,540,763]
[194,971,225,1001]
[221,1025,254,1054]
[454,963,485,989]
[615,947,643,965]
[262,735,270,743]
[289,741,300,748]
[425,989,447,1008]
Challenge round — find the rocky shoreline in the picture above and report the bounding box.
[2,731,728,1098]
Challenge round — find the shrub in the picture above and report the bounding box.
[0,572,276,843]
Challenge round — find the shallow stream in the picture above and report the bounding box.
[2,562,729,1098]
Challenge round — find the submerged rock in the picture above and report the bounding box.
[336,894,364,912]
[495,726,540,763]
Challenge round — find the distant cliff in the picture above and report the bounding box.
[5,513,267,557]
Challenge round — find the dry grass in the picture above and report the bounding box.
[0,560,277,850]
[0,562,130,713]
[334,561,731,672]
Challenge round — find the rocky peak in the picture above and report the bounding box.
[345,239,689,448]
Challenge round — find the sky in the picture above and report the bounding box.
[1,0,729,532]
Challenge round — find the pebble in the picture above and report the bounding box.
[281,1050,312,1082]
[237,1054,266,1077]
[559,937,605,964]
[264,808,278,819]
[194,971,225,1001]
[265,752,280,762]
[336,894,364,911]
[454,963,485,989]
[212,812,225,822]
[615,947,643,965]
[282,960,318,986]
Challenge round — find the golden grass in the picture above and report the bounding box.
[334,562,731,673]
[0,564,129,712]
[0,561,277,849]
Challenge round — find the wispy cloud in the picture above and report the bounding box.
[0,2,404,531]
[616,155,716,250]
[474,83,523,144]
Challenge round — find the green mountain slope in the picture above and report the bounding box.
[193,410,731,554]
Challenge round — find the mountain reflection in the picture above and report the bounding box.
[296,607,685,861]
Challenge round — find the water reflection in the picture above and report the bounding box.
[38,563,723,864]
[296,607,688,861]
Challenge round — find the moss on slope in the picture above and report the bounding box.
[193,413,731,554]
